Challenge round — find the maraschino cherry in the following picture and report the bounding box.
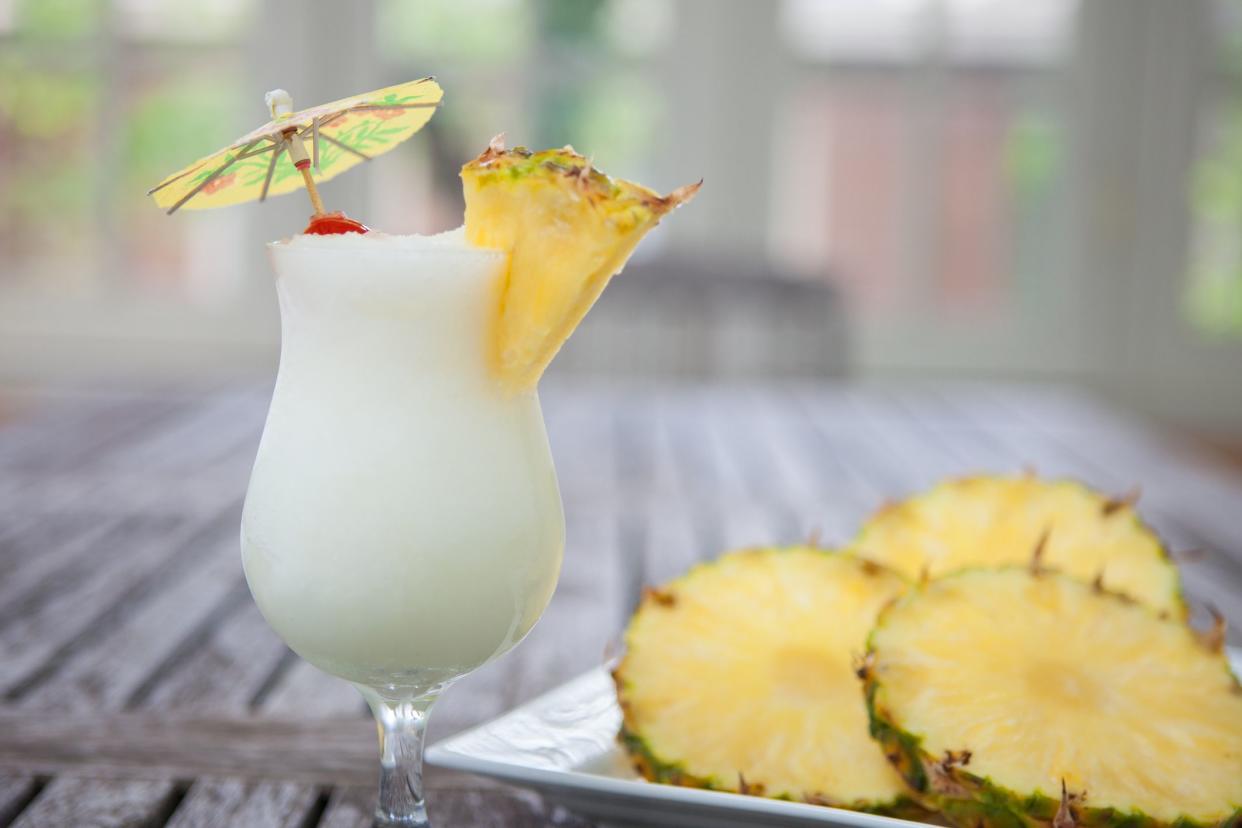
[303,211,369,236]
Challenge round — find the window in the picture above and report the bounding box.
[1186,0,1242,338]
[0,0,253,306]
[771,0,1076,367]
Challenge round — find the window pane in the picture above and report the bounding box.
[1187,104,1242,337]
[780,0,925,64]
[944,0,1076,64]
[115,0,255,43]
[0,59,100,291]
[376,0,532,64]
[935,83,1063,315]
[774,0,1073,331]
[12,0,101,39]
[116,61,248,302]
[771,76,911,313]
[781,0,1073,65]
[1186,0,1242,338]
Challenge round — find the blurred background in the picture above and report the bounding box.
[2,0,1241,438]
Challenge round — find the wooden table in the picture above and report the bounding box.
[0,382,1238,827]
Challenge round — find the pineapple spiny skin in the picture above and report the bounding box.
[613,547,931,818]
[862,568,1242,828]
[463,138,700,228]
[618,717,932,818]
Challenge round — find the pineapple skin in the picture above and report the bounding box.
[612,547,932,818]
[864,706,1241,828]
[861,570,1242,828]
[848,475,1186,618]
[617,720,933,819]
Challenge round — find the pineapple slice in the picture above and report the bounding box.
[848,475,1183,616]
[614,547,924,815]
[462,137,699,392]
[862,568,1242,828]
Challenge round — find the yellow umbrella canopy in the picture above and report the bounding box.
[148,77,442,214]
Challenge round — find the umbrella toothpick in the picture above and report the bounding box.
[285,130,325,217]
[149,80,442,219]
[299,164,326,216]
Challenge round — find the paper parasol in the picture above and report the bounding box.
[148,77,442,215]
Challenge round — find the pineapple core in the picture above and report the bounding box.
[462,137,699,393]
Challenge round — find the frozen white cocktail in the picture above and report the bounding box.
[240,137,697,826]
[241,229,565,689]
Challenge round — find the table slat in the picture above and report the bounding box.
[11,777,179,828]
[166,778,319,828]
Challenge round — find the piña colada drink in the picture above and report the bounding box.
[240,137,697,826]
[241,229,564,688]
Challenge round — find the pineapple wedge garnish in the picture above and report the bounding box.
[848,475,1184,616]
[614,547,926,816]
[462,137,699,392]
[863,568,1242,828]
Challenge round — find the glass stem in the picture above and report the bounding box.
[365,693,437,827]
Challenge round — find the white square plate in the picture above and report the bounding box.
[427,648,1241,827]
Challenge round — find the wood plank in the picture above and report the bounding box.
[0,709,374,787]
[166,778,320,828]
[0,775,39,826]
[319,782,596,828]
[612,397,675,508]
[638,506,706,589]
[10,777,179,828]
[747,389,870,508]
[316,787,373,828]
[0,394,268,825]
[701,387,785,505]
[146,528,371,826]
[0,466,240,529]
[715,503,790,550]
[101,387,266,475]
[795,390,925,500]
[0,393,186,472]
[139,602,289,713]
[827,388,974,491]
[0,513,121,611]
[541,386,620,510]
[15,541,244,712]
[656,389,726,509]
[744,389,874,543]
[0,513,209,692]
[257,659,365,719]
[162,777,251,828]
[944,385,1242,541]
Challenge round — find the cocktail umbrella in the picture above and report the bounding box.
[148,77,442,217]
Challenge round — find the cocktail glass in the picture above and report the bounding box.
[240,231,565,826]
